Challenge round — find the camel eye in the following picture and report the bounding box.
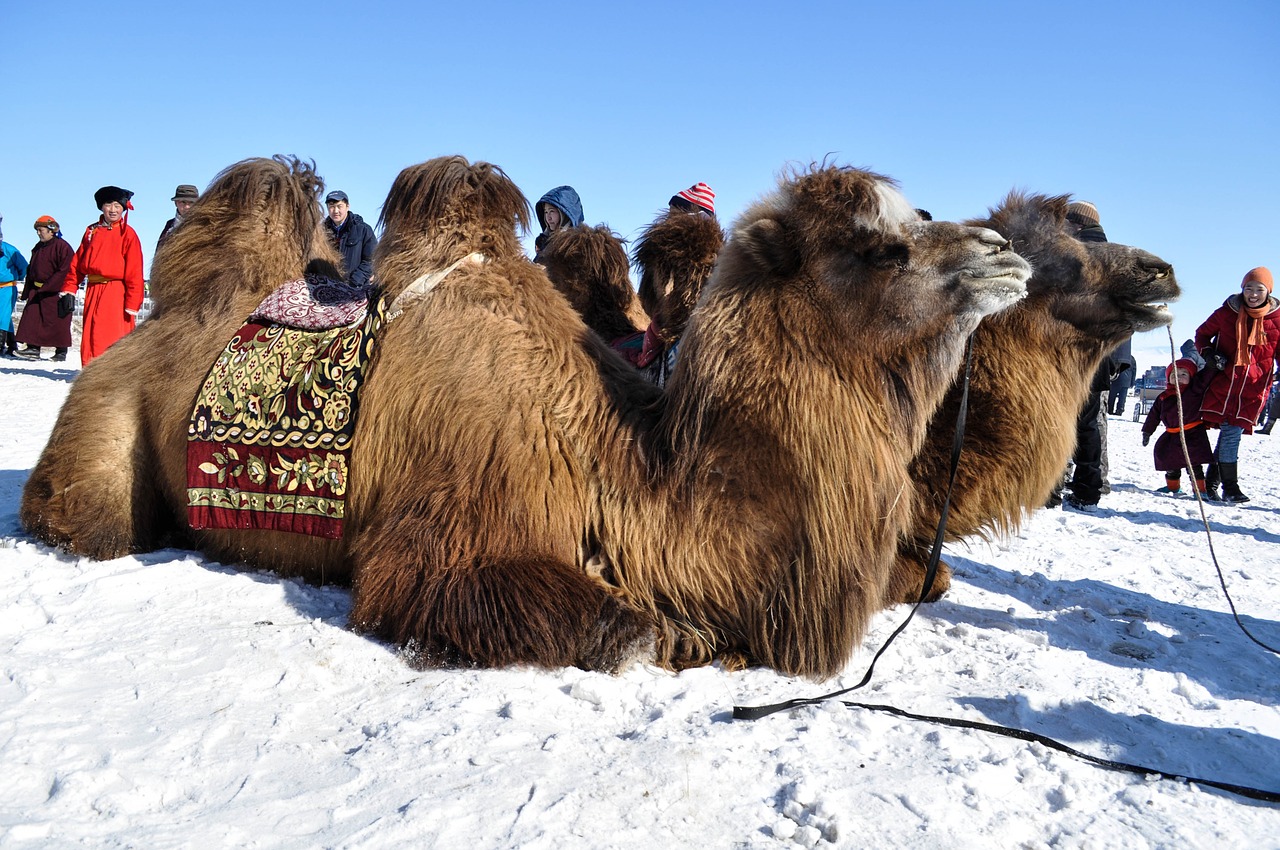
[1153,270,1169,280]
[865,242,909,269]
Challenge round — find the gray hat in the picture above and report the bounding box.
[172,184,199,202]
[325,190,349,204]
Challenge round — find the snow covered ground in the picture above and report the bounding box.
[1,352,1278,849]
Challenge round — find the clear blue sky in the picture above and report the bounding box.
[3,1,1276,372]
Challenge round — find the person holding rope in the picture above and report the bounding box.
[1194,266,1280,503]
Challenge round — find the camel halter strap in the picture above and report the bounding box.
[385,252,486,323]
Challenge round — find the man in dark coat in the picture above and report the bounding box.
[156,184,199,252]
[1062,201,1114,512]
[1107,337,1136,416]
[323,190,377,286]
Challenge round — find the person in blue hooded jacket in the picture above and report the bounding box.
[533,185,584,259]
[1,215,31,357]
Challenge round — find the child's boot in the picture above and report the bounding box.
[1155,474,1181,494]
[1195,477,1208,496]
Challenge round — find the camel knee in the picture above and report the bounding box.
[21,436,162,560]
[352,557,657,673]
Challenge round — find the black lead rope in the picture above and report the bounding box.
[835,701,1280,804]
[731,336,1280,805]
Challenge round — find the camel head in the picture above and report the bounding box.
[538,225,648,341]
[716,165,1031,357]
[976,192,1179,344]
[633,212,725,344]
[376,155,532,294]
[149,155,338,315]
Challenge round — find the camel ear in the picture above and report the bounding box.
[739,218,801,276]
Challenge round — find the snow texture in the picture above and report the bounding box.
[1,353,1278,848]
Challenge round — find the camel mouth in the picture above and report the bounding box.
[1125,301,1174,330]
[963,270,1030,315]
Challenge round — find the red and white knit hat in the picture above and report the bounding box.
[671,182,715,215]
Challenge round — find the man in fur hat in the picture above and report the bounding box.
[62,186,145,366]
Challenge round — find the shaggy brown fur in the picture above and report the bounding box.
[21,156,347,575]
[537,225,649,342]
[349,161,1030,678]
[22,155,1033,679]
[884,192,1180,605]
[633,211,724,344]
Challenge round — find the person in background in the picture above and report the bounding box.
[156,184,199,251]
[532,185,584,259]
[1194,266,1280,502]
[15,216,75,361]
[668,182,716,219]
[613,182,720,387]
[1258,378,1279,435]
[1,215,31,357]
[1141,358,1213,495]
[1180,338,1206,370]
[323,190,377,287]
[62,186,145,367]
[1060,200,1117,512]
[1107,338,1136,416]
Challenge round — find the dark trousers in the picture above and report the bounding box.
[1107,387,1129,416]
[1069,391,1105,504]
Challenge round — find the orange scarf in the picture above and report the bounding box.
[1234,301,1271,367]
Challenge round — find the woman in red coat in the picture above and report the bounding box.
[62,186,145,366]
[1194,266,1280,502]
[15,216,75,360]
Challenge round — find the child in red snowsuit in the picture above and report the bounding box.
[1141,358,1214,494]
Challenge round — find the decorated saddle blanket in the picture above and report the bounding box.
[186,274,384,539]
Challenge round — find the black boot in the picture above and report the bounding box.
[1261,420,1275,435]
[1219,461,1250,503]
[1204,462,1222,501]
[1,331,16,357]
[51,348,67,362]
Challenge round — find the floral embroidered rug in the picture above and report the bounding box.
[186,274,384,539]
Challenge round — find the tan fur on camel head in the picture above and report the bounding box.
[148,156,339,319]
[374,156,532,298]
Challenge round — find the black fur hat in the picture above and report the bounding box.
[94,185,134,210]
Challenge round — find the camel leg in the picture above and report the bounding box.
[21,393,163,560]
[349,548,657,673]
[882,538,953,607]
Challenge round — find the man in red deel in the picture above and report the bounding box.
[62,185,145,366]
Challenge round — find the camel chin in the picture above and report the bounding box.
[964,270,1031,316]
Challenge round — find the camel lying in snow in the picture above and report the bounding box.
[350,159,1030,677]
[22,157,350,577]
[884,192,1179,605]
[22,155,1032,678]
